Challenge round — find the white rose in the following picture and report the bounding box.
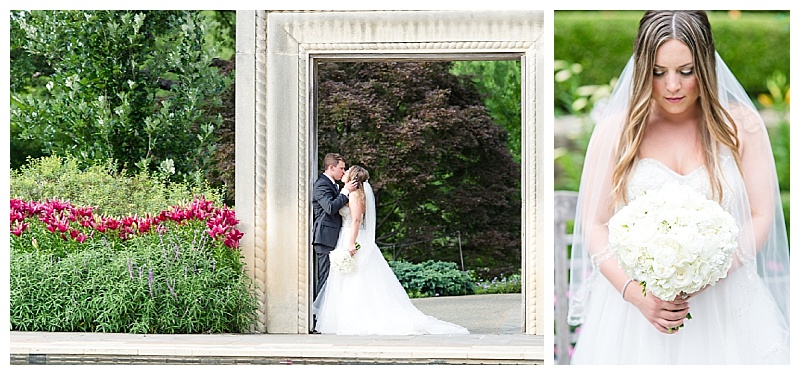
[667,265,696,294]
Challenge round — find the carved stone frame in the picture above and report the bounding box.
[236,10,544,334]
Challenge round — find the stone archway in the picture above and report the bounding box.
[235,10,544,334]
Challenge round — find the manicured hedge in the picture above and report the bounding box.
[554,10,790,97]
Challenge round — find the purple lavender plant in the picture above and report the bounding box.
[148,268,154,298]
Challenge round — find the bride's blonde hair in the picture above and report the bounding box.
[612,10,742,205]
[345,165,370,209]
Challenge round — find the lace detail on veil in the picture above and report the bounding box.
[590,248,613,268]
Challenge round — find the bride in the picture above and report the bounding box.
[313,165,469,335]
[567,11,789,364]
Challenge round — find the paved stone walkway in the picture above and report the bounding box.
[412,293,523,335]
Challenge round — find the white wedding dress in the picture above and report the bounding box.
[312,187,469,335]
[570,158,789,364]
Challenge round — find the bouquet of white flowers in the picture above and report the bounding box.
[608,182,739,302]
[329,242,361,274]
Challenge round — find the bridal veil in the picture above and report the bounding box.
[566,53,791,332]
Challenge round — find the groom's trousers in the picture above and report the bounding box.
[313,245,333,299]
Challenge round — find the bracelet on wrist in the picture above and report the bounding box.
[621,278,635,302]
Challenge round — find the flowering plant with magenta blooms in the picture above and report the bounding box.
[9,196,244,250]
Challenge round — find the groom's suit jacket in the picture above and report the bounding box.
[312,173,349,253]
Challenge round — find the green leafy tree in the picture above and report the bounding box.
[10,10,231,182]
[317,61,521,276]
[205,56,236,206]
[451,61,522,163]
[200,10,236,60]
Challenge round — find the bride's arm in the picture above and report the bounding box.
[736,111,776,252]
[588,199,691,333]
[577,119,640,306]
[711,108,777,278]
[578,115,690,333]
[347,193,365,256]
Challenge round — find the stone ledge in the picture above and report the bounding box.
[11,353,543,365]
[10,331,545,365]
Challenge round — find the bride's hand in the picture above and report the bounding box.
[627,288,691,334]
[685,284,711,298]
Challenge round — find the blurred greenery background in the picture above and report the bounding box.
[553,10,790,364]
[553,10,790,233]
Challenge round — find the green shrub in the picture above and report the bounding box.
[473,273,522,295]
[388,260,475,298]
[554,60,615,117]
[10,228,258,333]
[554,10,790,112]
[11,155,223,217]
[10,11,230,182]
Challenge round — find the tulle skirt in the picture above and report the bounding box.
[312,227,469,335]
[570,269,789,364]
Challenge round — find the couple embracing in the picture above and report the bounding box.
[311,153,469,335]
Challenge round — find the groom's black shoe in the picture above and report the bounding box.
[311,316,320,334]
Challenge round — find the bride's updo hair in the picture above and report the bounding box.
[346,165,370,190]
[345,165,370,208]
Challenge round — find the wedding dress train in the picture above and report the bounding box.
[312,185,469,335]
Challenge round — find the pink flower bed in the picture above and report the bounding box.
[10,196,244,249]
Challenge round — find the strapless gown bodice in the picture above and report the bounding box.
[627,158,734,212]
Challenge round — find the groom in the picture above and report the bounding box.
[312,153,357,302]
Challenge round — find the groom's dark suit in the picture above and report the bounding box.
[312,173,349,299]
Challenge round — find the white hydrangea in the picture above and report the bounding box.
[329,247,355,274]
[608,182,739,301]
